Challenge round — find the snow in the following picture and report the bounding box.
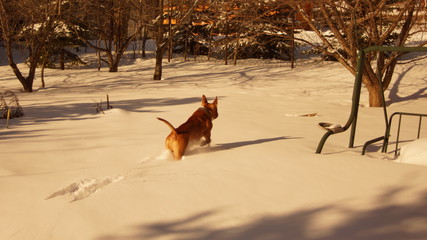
[1,49,427,240]
[397,138,427,166]
[46,175,124,202]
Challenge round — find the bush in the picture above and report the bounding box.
[0,90,24,119]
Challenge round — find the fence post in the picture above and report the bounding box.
[6,108,11,128]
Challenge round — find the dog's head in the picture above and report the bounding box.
[201,95,218,120]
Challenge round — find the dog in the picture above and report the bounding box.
[157,95,218,160]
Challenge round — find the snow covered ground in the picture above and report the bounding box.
[1,49,427,240]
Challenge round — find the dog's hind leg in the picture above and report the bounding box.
[171,137,188,160]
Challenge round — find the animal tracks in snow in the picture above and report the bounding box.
[46,175,124,202]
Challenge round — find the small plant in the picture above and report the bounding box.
[93,94,113,114]
[0,90,24,119]
[93,99,105,114]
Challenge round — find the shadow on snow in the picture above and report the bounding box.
[98,187,427,240]
[0,96,204,140]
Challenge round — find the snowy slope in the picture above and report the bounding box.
[1,51,427,240]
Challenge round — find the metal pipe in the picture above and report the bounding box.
[395,114,402,155]
[348,50,365,148]
[316,46,427,154]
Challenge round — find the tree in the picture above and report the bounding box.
[295,0,427,107]
[153,0,166,80]
[0,0,61,92]
[39,20,86,88]
[201,0,295,65]
[229,0,295,62]
[152,0,200,80]
[66,0,142,72]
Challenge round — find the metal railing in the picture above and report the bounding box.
[316,46,427,154]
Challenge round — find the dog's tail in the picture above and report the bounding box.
[157,117,177,135]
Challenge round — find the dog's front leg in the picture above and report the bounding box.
[200,130,212,146]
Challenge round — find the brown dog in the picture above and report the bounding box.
[157,95,218,160]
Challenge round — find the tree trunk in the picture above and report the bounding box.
[4,38,34,92]
[368,89,383,107]
[97,39,102,71]
[153,0,164,80]
[167,3,173,63]
[106,51,117,72]
[109,62,119,72]
[363,54,400,108]
[184,27,189,61]
[362,68,384,108]
[41,65,46,89]
[141,27,147,58]
[224,33,229,65]
[109,51,123,72]
[41,50,48,88]
[154,46,163,80]
[208,27,213,61]
[59,48,65,70]
[233,38,239,65]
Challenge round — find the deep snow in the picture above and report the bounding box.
[1,48,427,240]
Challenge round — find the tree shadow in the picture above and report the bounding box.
[0,129,46,141]
[17,97,203,123]
[112,97,204,112]
[160,62,293,88]
[387,64,427,105]
[98,187,427,240]
[1,96,206,140]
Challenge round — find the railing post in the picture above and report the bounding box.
[394,114,403,155]
[316,46,427,154]
[348,49,365,148]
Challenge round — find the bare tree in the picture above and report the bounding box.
[152,0,200,80]
[66,0,143,72]
[211,0,241,65]
[131,0,153,59]
[0,0,60,92]
[295,0,426,107]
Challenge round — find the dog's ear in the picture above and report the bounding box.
[213,96,218,106]
[202,95,208,105]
